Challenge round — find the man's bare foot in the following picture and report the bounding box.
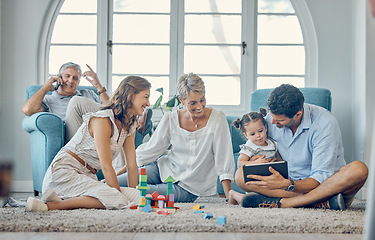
[228,190,244,205]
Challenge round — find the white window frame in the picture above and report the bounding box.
[38,0,317,117]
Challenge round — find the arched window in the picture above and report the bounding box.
[40,0,316,115]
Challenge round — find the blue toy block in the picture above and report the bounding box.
[217,216,227,225]
[194,210,204,214]
[203,213,213,219]
[142,204,152,213]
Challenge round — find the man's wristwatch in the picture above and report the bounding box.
[286,179,295,192]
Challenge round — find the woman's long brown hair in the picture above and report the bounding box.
[101,76,151,133]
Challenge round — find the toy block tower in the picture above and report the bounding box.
[136,168,150,207]
[164,176,175,209]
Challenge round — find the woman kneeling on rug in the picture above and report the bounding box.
[117,73,235,202]
[25,76,151,212]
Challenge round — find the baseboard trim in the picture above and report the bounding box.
[361,187,367,200]
[12,180,33,192]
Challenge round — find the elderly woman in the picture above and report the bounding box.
[117,73,235,202]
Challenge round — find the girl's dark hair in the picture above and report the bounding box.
[233,108,267,133]
[101,76,151,133]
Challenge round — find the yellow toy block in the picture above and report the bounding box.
[193,205,201,210]
[140,197,147,206]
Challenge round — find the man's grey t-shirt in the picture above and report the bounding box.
[41,89,102,122]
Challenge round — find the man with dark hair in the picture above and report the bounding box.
[229,84,368,210]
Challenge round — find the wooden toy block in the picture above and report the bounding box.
[166,201,174,208]
[151,191,160,199]
[203,213,213,219]
[194,210,204,214]
[138,207,177,213]
[169,194,175,202]
[157,195,166,207]
[140,181,148,187]
[136,185,150,190]
[142,204,152,213]
[140,168,146,175]
[164,176,175,182]
[217,216,227,225]
[140,197,147,206]
[193,205,201,210]
[139,175,147,182]
[140,189,147,197]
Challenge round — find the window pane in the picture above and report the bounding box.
[112,46,169,74]
[258,15,302,44]
[257,77,304,89]
[113,15,169,43]
[51,15,97,44]
[185,0,241,13]
[114,0,170,13]
[258,0,295,13]
[185,15,241,44]
[203,76,240,105]
[184,46,241,74]
[49,46,97,75]
[60,0,97,13]
[257,46,305,75]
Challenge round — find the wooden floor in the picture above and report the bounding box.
[2,193,364,240]
[0,232,363,240]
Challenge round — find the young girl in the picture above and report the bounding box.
[233,108,282,168]
[25,76,151,212]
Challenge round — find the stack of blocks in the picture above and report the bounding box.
[136,168,150,209]
[136,168,176,213]
[165,176,175,209]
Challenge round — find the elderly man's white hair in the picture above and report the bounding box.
[58,62,82,76]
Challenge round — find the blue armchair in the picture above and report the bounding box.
[22,85,152,196]
[217,87,332,196]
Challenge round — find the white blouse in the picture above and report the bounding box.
[136,108,235,196]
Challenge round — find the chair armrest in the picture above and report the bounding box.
[22,112,65,142]
[22,112,65,193]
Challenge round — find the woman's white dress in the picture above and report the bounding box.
[42,109,139,209]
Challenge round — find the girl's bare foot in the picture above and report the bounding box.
[227,190,244,205]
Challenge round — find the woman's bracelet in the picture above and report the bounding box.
[98,87,106,95]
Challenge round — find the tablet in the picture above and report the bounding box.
[243,161,288,182]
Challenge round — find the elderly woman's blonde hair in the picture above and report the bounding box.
[177,73,205,100]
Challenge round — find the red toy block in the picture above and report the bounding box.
[167,201,174,208]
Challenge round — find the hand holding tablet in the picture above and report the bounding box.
[243,161,288,182]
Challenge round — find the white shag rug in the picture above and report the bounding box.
[0,195,366,233]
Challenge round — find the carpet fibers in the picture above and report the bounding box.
[0,196,365,233]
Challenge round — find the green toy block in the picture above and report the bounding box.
[136,186,150,190]
[139,175,147,182]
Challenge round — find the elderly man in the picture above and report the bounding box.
[22,62,109,141]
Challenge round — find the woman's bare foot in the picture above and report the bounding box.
[228,190,244,205]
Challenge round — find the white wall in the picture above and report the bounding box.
[0,0,50,191]
[0,0,372,192]
[366,0,375,181]
[305,0,356,163]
